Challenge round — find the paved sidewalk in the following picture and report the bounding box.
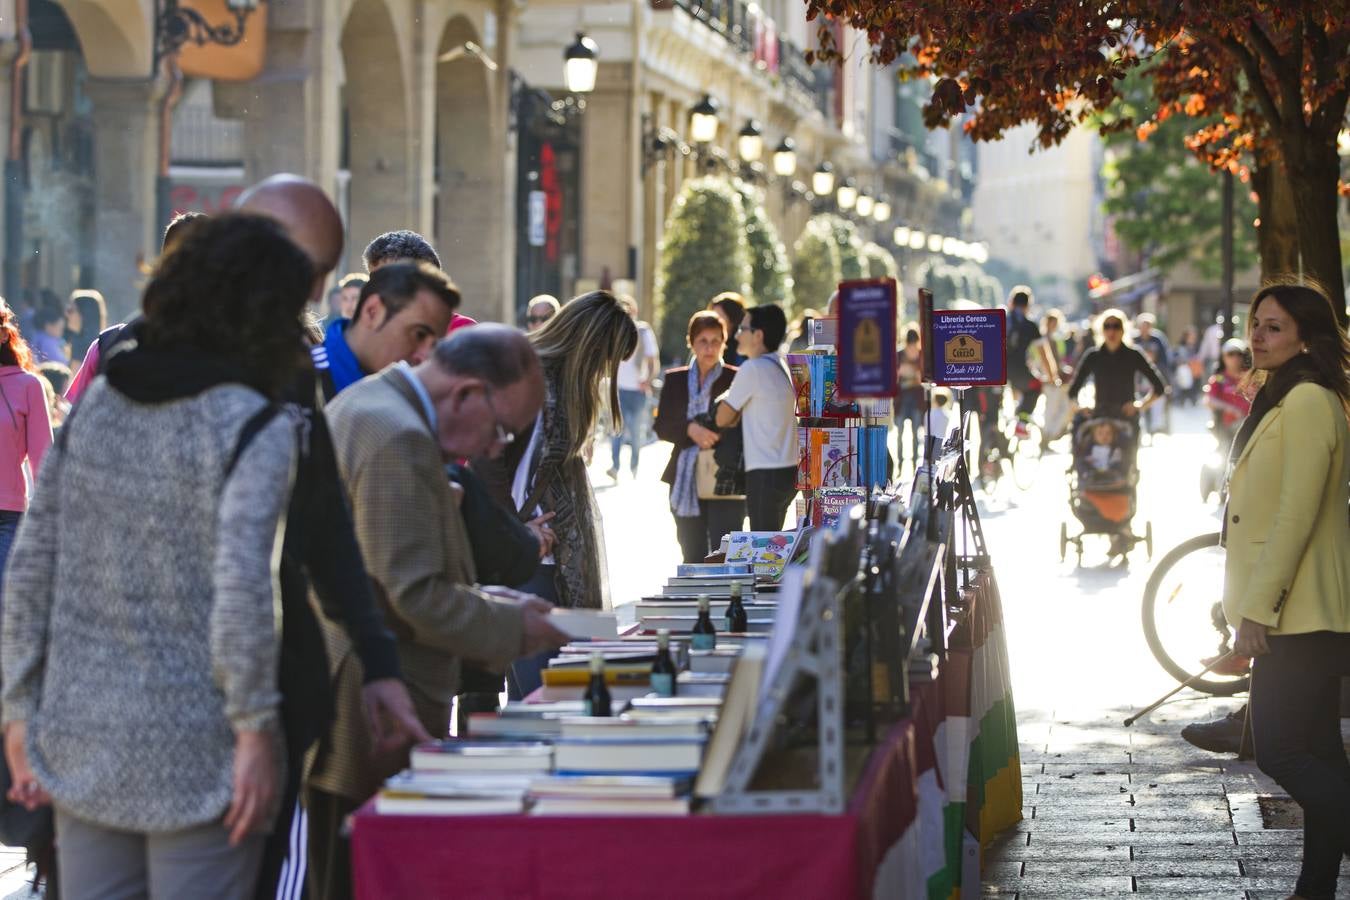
[983,695,1350,898]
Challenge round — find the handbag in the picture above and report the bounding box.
[696,448,721,499]
[693,411,746,501]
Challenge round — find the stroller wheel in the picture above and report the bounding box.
[1059,522,1068,562]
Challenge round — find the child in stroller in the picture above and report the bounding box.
[1062,415,1151,561]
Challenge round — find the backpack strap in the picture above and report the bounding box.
[226,404,283,477]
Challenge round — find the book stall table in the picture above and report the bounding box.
[353,412,1021,899]
[351,567,1020,900]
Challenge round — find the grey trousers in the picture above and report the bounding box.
[55,807,265,900]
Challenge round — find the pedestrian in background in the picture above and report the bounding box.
[708,292,748,366]
[716,304,797,531]
[655,310,742,562]
[894,325,925,472]
[0,300,51,604]
[1225,283,1350,900]
[64,290,106,370]
[476,291,637,697]
[1005,287,1042,438]
[27,293,68,367]
[525,295,560,332]
[1,213,312,898]
[608,295,659,481]
[334,274,367,321]
[363,230,476,335]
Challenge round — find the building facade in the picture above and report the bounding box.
[0,0,981,329]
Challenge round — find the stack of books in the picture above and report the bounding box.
[552,716,710,780]
[529,774,693,816]
[466,701,585,740]
[375,741,552,815]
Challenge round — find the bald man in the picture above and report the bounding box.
[237,174,345,304]
[234,176,428,900]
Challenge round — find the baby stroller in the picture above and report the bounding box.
[1060,415,1153,565]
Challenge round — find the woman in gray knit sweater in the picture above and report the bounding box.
[1,214,314,898]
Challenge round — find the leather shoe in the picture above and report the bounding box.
[1180,706,1245,755]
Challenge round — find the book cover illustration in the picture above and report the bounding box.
[785,353,814,417]
[724,531,798,577]
[809,427,856,488]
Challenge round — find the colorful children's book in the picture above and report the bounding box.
[810,427,856,488]
[723,531,802,578]
[785,353,814,417]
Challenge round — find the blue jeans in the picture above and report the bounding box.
[0,510,22,614]
[610,389,648,474]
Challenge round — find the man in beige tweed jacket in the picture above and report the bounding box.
[305,325,569,899]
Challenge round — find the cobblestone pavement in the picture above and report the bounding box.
[596,406,1350,897]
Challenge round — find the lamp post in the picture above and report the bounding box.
[811,162,835,197]
[563,33,599,94]
[873,196,891,223]
[737,120,763,164]
[836,177,858,211]
[689,94,720,145]
[772,138,797,177]
[854,192,874,219]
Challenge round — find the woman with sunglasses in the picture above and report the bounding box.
[1067,308,1167,422]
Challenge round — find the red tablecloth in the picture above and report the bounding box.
[351,683,938,900]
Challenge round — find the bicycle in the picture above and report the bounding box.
[1140,531,1249,696]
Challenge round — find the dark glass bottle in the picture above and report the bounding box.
[583,651,611,717]
[650,629,677,697]
[691,594,717,651]
[724,580,748,633]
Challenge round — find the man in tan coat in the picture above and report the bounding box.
[306,324,569,899]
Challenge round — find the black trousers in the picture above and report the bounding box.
[674,498,747,562]
[745,467,797,532]
[1249,630,1350,900]
[304,787,359,900]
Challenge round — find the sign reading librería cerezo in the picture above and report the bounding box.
[929,309,1007,386]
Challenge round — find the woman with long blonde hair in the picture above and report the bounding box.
[476,290,637,697]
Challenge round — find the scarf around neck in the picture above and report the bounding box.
[670,362,723,518]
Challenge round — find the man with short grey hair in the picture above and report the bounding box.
[306,324,569,900]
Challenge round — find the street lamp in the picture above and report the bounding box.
[893,225,911,246]
[873,197,891,223]
[942,237,959,256]
[927,233,944,253]
[908,230,927,250]
[836,178,858,211]
[737,120,763,163]
[970,243,989,264]
[689,94,720,144]
[563,33,599,94]
[772,138,797,177]
[855,192,875,218]
[812,162,835,196]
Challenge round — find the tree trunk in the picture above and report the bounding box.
[1251,159,1300,278]
[1285,142,1347,327]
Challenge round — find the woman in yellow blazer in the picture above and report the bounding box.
[1225,284,1350,900]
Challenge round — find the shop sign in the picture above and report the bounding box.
[928,308,1007,386]
[837,278,897,398]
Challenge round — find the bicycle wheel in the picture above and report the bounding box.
[1009,422,1043,491]
[1141,532,1249,696]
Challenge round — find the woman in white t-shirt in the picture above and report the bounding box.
[716,304,798,530]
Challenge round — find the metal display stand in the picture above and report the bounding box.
[710,513,863,815]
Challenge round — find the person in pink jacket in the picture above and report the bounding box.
[0,300,53,604]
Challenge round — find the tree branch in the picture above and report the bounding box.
[1217,35,1284,133]
[1246,16,1304,133]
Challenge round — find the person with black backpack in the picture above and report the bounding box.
[1,213,314,897]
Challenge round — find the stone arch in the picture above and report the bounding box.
[340,0,415,263]
[55,0,153,77]
[434,13,506,321]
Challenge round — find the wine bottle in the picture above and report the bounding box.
[691,594,717,651]
[583,651,611,717]
[650,629,677,697]
[724,580,748,633]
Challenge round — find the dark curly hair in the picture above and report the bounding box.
[139,213,314,395]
